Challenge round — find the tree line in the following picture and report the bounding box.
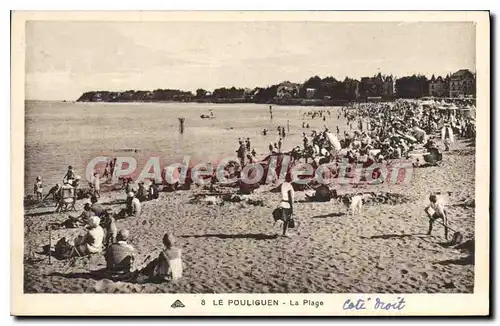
[76,72,468,103]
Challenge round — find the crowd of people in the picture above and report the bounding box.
[33,159,183,283]
[28,98,476,282]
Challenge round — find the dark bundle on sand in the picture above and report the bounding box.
[305,185,333,202]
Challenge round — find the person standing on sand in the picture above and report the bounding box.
[103,160,110,180]
[278,138,283,152]
[63,165,75,183]
[100,208,118,248]
[148,180,159,200]
[279,177,295,237]
[425,194,448,240]
[34,176,43,201]
[246,138,251,152]
[92,172,101,198]
[236,140,247,167]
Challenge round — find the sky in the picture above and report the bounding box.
[25,21,476,100]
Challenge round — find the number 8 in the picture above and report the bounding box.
[201,299,205,306]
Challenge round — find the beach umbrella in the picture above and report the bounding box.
[325,132,342,151]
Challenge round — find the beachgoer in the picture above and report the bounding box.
[444,138,451,151]
[279,177,295,237]
[424,194,448,240]
[63,165,75,183]
[55,180,75,213]
[246,137,251,152]
[278,138,282,152]
[90,195,105,217]
[78,203,94,225]
[104,229,135,280]
[71,175,81,190]
[151,233,183,282]
[33,176,43,201]
[92,172,101,198]
[43,183,60,202]
[136,181,148,202]
[73,216,104,257]
[103,161,110,180]
[148,180,159,200]
[100,208,118,248]
[236,141,247,167]
[126,192,142,217]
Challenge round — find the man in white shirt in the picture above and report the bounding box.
[424,194,448,240]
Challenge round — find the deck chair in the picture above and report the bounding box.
[56,186,77,213]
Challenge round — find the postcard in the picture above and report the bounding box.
[11,10,490,316]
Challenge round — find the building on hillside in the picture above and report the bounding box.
[449,69,476,98]
[306,88,317,99]
[343,78,360,100]
[276,81,300,99]
[429,75,448,97]
[359,73,393,99]
[382,75,394,98]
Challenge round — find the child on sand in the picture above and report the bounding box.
[152,233,183,282]
[33,176,43,201]
[92,172,101,198]
[424,194,448,240]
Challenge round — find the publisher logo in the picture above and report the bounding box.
[171,299,185,308]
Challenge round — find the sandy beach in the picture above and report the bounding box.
[23,102,475,294]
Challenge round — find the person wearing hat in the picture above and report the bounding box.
[33,176,43,201]
[126,192,141,217]
[73,216,104,257]
[104,229,135,280]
